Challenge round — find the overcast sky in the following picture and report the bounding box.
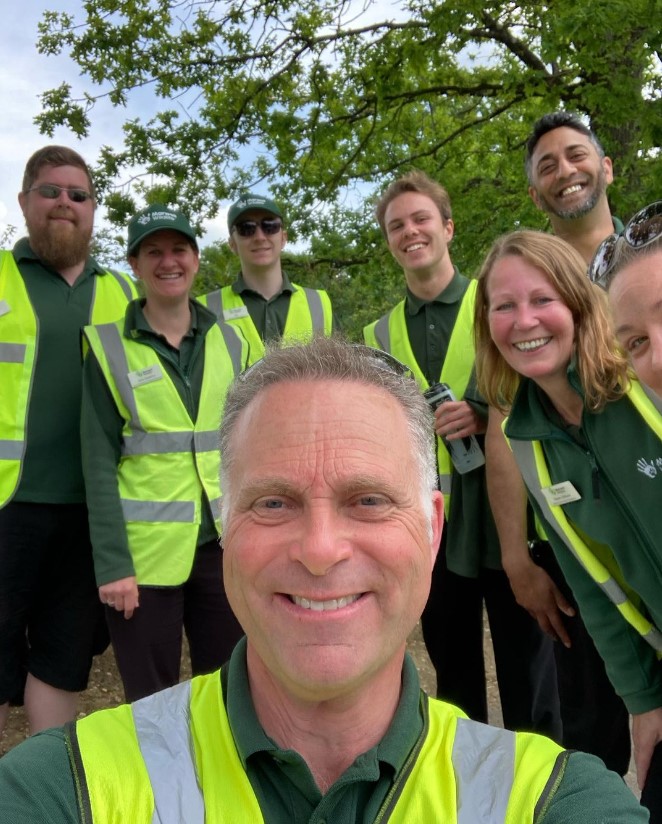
[1,0,407,256]
[0,0,231,249]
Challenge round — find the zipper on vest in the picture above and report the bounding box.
[587,452,600,500]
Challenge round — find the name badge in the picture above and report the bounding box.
[128,364,164,388]
[223,306,249,321]
[0,300,10,317]
[541,481,581,506]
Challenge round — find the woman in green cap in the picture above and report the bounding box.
[81,204,247,701]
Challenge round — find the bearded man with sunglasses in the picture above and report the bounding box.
[485,113,632,779]
[200,193,333,363]
[0,146,137,741]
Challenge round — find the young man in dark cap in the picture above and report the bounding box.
[200,193,333,363]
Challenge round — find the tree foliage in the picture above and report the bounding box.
[36,0,662,337]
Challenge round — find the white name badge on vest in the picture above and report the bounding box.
[128,364,164,388]
[223,306,249,321]
[0,300,10,317]
[541,481,581,506]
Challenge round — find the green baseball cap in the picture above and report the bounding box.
[127,204,198,255]
[227,193,283,231]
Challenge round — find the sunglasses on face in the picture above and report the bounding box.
[26,183,93,204]
[232,218,283,238]
[588,201,662,289]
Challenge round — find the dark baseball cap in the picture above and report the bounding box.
[127,204,198,255]
[227,193,283,231]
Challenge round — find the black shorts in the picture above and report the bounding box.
[0,501,103,702]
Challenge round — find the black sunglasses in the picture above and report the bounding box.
[589,201,662,289]
[233,218,283,238]
[26,183,93,204]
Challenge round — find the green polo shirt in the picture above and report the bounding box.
[232,270,297,342]
[225,639,423,823]
[0,637,648,823]
[81,298,219,586]
[404,269,500,576]
[12,237,108,503]
[404,269,471,385]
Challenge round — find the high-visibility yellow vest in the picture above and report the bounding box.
[0,251,137,507]
[509,381,662,654]
[200,283,333,365]
[363,280,478,507]
[83,319,246,585]
[72,668,565,823]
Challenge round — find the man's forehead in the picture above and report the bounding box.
[232,378,401,439]
[386,191,437,220]
[34,163,89,182]
[533,127,596,160]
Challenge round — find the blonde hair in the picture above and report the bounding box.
[474,230,629,413]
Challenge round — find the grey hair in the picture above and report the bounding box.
[219,335,438,527]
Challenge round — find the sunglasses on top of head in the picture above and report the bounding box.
[232,218,283,238]
[26,183,93,204]
[588,201,662,289]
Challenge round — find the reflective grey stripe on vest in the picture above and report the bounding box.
[194,430,218,453]
[132,681,205,824]
[642,382,662,415]
[0,440,23,460]
[0,342,26,363]
[205,290,223,318]
[301,287,324,331]
[122,429,218,457]
[373,313,392,351]
[107,268,135,302]
[208,496,222,519]
[123,431,194,456]
[96,324,142,428]
[439,474,451,495]
[453,717,514,823]
[510,438,662,653]
[121,499,196,523]
[214,316,244,377]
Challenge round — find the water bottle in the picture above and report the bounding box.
[423,382,485,474]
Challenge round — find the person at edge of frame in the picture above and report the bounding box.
[0,145,137,741]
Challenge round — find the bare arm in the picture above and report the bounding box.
[485,407,574,645]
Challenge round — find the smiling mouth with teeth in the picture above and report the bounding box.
[290,594,362,611]
[559,183,584,197]
[514,337,551,351]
